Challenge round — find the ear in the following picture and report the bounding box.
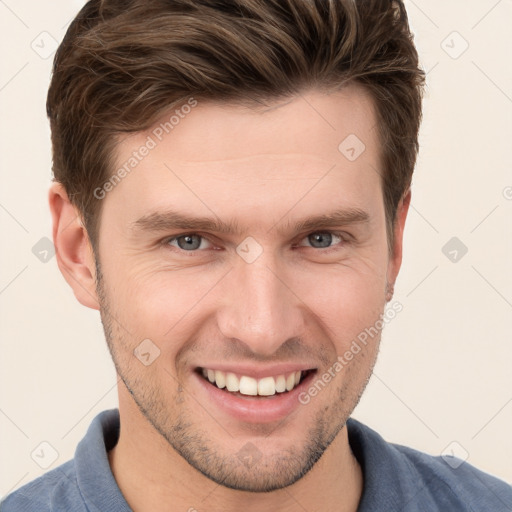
[49,182,100,310]
[386,187,411,297]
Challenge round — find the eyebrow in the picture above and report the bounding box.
[129,207,370,237]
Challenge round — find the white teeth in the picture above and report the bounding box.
[239,376,258,396]
[201,368,305,396]
[215,370,226,389]
[258,377,276,396]
[275,375,286,393]
[225,372,239,392]
[285,373,295,391]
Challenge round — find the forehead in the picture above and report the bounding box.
[140,84,379,164]
[105,84,383,230]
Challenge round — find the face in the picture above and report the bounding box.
[91,85,405,492]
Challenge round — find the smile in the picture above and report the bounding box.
[199,368,315,396]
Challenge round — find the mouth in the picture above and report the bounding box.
[193,365,319,423]
[196,367,317,398]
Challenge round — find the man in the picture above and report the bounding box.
[2,0,511,511]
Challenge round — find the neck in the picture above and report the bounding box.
[108,397,363,512]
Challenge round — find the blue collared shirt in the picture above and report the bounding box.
[2,409,511,511]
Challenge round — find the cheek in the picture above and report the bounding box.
[107,262,223,345]
[294,259,387,339]
[102,235,389,351]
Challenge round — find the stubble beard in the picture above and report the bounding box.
[95,263,375,492]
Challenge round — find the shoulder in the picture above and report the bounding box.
[347,417,512,511]
[1,409,125,512]
[0,460,86,512]
[395,442,512,509]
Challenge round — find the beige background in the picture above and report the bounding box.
[1,0,511,498]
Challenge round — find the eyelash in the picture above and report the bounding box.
[161,231,351,254]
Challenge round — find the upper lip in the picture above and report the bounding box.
[195,364,317,379]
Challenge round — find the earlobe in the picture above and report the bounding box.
[386,187,412,300]
[49,182,100,310]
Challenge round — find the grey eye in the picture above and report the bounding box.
[307,232,334,248]
[174,234,203,250]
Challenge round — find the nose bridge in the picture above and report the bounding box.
[216,253,304,356]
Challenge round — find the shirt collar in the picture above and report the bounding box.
[346,417,425,511]
[75,409,424,512]
[74,408,131,511]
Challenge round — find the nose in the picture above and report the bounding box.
[216,254,307,357]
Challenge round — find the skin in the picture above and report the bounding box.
[49,84,410,512]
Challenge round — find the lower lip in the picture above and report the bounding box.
[193,370,317,424]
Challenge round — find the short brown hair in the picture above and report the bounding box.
[47,0,425,254]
